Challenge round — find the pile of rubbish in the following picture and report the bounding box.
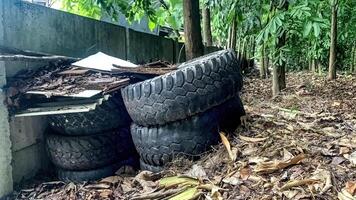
[5,50,246,183]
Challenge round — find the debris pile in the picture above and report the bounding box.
[11,72,355,199]
[5,52,174,116]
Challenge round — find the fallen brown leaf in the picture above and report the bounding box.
[239,167,251,180]
[85,183,111,189]
[254,154,306,174]
[310,168,333,194]
[100,176,122,185]
[239,135,268,143]
[219,132,236,162]
[280,179,320,191]
[346,181,356,196]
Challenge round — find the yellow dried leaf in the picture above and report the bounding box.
[169,186,199,200]
[338,189,356,200]
[219,132,235,162]
[280,179,320,191]
[332,101,341,106]
[159,176,199,188]
[239,135,268,143]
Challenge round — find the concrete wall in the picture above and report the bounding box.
[10,116,49,184]
[127,30,175,64]
[1,2,126,58]
[0,0,221,198]
[0,61,13,199]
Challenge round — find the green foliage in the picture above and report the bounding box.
[59,0,355,71]
[61,0,183,37]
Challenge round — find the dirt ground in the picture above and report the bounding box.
[12,72,356,200]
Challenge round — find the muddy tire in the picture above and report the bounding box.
[121,49,243,126]
[140,159,163,173]
[131,111,220,166]
[46,128,135,170]
[48,94,131,135]
[215,95,246,132]
[57,157,139,182]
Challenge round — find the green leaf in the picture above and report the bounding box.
[313,22,321,38]
[148,19,156,31]
[271,20,277,33]
[276,16,283,26]
[303,21,313,37]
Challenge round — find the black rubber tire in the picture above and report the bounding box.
[140,159,163,173]
[214,95,246,132]
[121,49,243,126]
[131,110,220,166]
[46,128,136,170]
[57,156,138,182]
[48,94,131,135]
[57,162,120,182]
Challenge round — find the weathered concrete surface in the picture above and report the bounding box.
[0,62,13,198]
[1,0,127,76]
[9,116,49,184]
[0,0,13,196]
[10,116,48,152]
[127,29,175,64]
[12,142,49,184]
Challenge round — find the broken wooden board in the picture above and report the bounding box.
[112,64,177,75]
[15,95,110,117]
[26,90,102,98]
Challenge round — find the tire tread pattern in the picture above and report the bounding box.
[48,94,131,135]
[131,111,220,166]
[122,49,243,126]
[46,128,136,170]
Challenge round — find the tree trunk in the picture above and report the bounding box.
[228,17,237,50]
[241,38,246,58]
[265,51,270,76]
[231,19,237,51]
[317,60,322,75]
[328,0,338,80]
[311,59,316,73]
[354,45,356,72]
[227,26,232,49]
[237,37,241,55]
[351,44,356,73]
[251,37,256,59]
[272,1,288,96]
[260,44,266,79]
[183,0,204,60]
[202,6,213,46]
[273,34,287,96]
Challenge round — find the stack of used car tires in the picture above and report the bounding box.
[121,49,245,171]
[45,93,138,182]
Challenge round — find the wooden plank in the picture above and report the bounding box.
[15,103,97,117]
[112,64,177,75]
[58,69,90,75]
[26,90,102,98]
